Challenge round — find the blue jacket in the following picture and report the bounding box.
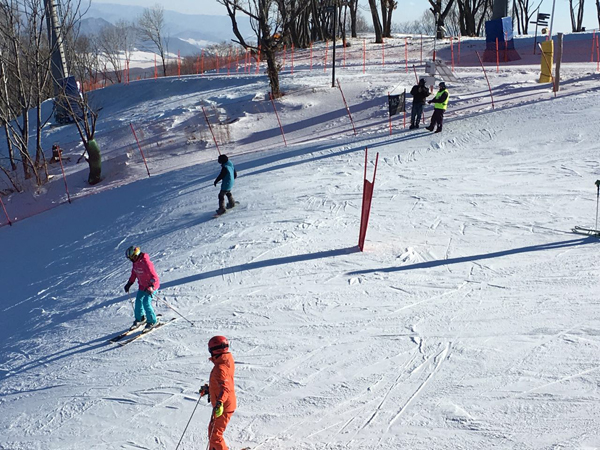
[215,160,237,191]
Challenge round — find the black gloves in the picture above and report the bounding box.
[124,281,133,293]
[199,384,210,402]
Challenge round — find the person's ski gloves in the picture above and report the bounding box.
[124,281,133,293]
[213,401,223,418]
[595,180,600,187]
[199,384,210,402]
[146,285,155,294]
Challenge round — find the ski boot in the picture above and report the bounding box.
[130,316,146,330]
[144,317,160,331]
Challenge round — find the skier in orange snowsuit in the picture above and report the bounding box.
[201,336,237,450]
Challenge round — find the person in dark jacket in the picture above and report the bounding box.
[426,82,449,133]
[214,154,237,215]
[409,79,430,129]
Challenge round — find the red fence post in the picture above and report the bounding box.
[358,148,379,251]
[269,93,287,147]
[336,79,357,136]
[0,196,12,226]
[130,123,151,177]
[57,149,71,203]
[405,37,408,73]
[496,38,499,72]
[363,38,366,74]
[201,107,221,154]
[476,51,495,109]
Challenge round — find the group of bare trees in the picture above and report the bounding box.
[0,1,170,191]
[0,0,71,189]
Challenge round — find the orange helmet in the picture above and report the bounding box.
[208,336,229,355]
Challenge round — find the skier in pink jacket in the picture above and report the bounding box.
[124,246,160,330]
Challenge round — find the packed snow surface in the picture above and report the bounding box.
[1,34,600,449]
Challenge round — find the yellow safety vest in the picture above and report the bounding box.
[433,89,449,110]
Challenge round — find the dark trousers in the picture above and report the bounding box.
[218,190,235,211]
[429,109,445,131]
[410,102,424,126]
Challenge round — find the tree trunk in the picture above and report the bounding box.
[368,0,383,43]
[349,0,358,37]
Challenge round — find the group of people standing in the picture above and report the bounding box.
[121,153,239,450]
[409,79,449,133]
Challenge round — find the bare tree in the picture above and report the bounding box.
[597,0,600,28]
[513,0,543,34]
[429,0,456,39]
[0,0,51,184]
[138,4,168,76]
[367,0,384,43]
[347,0,359,37]
[455,0,492,36]
[218,0,283,98]
[569,0,585,31]
[380,0,397,37]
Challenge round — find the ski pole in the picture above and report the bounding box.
[595,180,600,231]
[175,395,202,450]
[156,295,195,326]
[130,295,135,313]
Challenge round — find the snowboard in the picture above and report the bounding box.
[213,202,240,218]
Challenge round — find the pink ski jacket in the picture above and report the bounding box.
[128,253,160,291]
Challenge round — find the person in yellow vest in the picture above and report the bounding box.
[426,82,449,133]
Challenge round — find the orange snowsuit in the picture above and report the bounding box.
[208,352,236,450]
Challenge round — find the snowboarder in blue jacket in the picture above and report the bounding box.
[214,154,237,215]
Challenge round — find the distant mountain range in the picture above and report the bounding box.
[80,3,254,56]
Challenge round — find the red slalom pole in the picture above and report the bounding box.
[202,107,221,154]
[130,123,151,177]
[269,93,287,147]
[0,195,12,226]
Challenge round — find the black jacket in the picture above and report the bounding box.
[410,85,430,105]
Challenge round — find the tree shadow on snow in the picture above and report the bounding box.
[347,236,598,275]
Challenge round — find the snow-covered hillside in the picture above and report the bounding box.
[1,34,600,450]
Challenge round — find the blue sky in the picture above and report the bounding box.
[91,0,598,35]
